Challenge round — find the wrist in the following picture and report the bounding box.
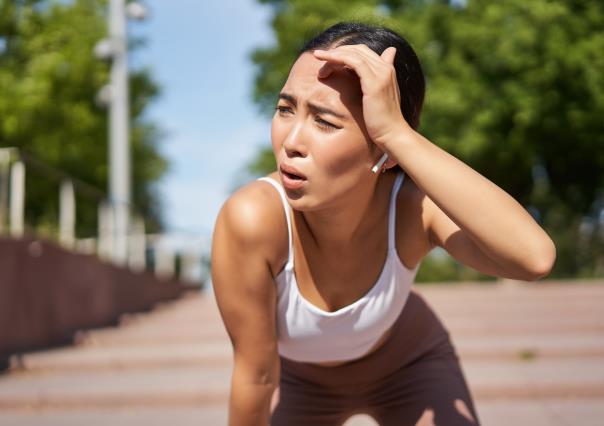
[374,121,416,151]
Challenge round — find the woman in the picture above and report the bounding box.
[211,22,556,426]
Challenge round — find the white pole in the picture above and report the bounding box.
[59,180,76,248]
[9,161,25,238]
[75,237,97,255]
[155,245,175,280]
[109,0,130,265]
[0,149,10,234]
[180,251,201,284]
[128,215,146,272]
[97,201,114,261]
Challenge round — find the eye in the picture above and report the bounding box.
[275,105,293,115]
[315,116,339,131]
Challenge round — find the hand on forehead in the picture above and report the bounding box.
[286,52,363,111]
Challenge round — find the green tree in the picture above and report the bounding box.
[247,0,604,279]
[0,0,167,236]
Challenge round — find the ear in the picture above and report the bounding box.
[372,149,400,172]
[384,157,399,171]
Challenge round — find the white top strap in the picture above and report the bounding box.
[388,172,406,250]
[257,177,294,268]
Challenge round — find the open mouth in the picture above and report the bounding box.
[280,165,307,181]
[283,170,304,180]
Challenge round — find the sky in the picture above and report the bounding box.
[129,0,275,250]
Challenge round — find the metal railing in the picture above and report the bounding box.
[0,147,206,286]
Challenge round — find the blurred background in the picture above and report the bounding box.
[0,0,603,425]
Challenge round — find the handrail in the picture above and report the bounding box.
[0,147,205,285]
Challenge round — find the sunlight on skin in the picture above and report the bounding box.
[415,400,477,425]
[270,386,280,412]
[343,414,379,425]
[415,408,436,425]
[454,398,477,423]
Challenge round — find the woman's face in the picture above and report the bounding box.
[271,51,380,211]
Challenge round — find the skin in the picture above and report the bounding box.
[268,50,422,369]
[271,50,396,250]
[211,43,557,425]
[312,45,557,278]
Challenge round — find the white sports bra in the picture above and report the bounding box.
[257,172,420,363]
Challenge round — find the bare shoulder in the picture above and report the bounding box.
[214,172,288,277]
[395,173,433,268]
[211,174,284,383]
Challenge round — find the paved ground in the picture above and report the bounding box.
[1,279,603,425]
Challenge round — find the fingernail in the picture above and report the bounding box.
[313,49,326,54]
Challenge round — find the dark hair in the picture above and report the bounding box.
[300,22,425,132]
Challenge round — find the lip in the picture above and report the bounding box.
[280,163,307,180]
[279,163,307,190]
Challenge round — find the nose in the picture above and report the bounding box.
[282,120,308,158]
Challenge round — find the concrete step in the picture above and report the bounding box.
[0,281,602,426]
[11,332,604,376]
[2,398,604,426]
[1,357,603,409]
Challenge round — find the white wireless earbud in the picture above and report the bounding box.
[371,153,389,173]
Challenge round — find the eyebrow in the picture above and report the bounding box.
[278,92,348,120]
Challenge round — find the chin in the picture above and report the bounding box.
[286,192,336,213]
[281,189,315,212]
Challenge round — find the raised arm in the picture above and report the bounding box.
[211,185,282,426]
[313,45,556,280]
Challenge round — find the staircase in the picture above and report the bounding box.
[0,280,602,425]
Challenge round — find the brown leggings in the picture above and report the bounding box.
[270,290,480,426]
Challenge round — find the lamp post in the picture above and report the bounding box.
[95,0,147,264]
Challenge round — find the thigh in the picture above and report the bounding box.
[367,355,480,426]
[270,379,352,426]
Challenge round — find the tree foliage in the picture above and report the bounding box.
[248,0,604,279]
[0,0,167,236]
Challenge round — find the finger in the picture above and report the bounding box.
[317,45,394,77]
[313,49,377,80]
[317,63,333,79]
[380,46,397,65]
[317,61,356,79]
[332,44,388,70]
[318,46,399,99]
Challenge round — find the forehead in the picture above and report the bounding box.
[282,52,362,108]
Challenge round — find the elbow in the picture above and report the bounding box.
[524,238,557,281]
[233,354,281,387]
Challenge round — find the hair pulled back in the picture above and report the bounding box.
[300,22,425,131]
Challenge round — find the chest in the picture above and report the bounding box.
[292,227,388,313]
[292,201,427,314]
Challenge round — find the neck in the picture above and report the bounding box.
[295,173,395,251]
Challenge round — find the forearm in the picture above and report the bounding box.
[229,373,277,426]
[382,129,555,272]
